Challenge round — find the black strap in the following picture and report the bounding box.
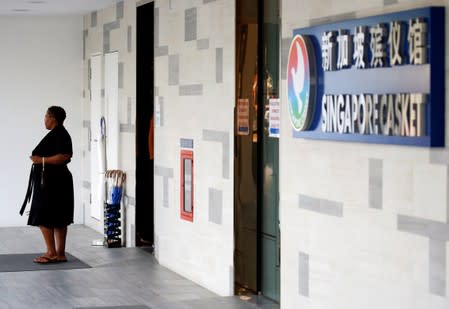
[20,165,34,216]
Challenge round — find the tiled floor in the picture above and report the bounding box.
[0,225,279,309]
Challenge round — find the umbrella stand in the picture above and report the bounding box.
[104,169,126,248]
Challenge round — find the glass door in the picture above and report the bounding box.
[234,0,280,302]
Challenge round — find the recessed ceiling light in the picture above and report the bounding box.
[28,1,46,3]
[12,9,31,12]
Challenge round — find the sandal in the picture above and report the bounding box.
[33,255,58,264]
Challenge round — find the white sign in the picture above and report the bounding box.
[269,98,280,138]
[155,99,161,127]
[237,99,250,135]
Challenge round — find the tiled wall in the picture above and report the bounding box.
[153,0,235,296]
[82,1,137,244]
[82,0,235,296]
[280,0,449,308]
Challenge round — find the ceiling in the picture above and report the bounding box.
[0,0,122,16]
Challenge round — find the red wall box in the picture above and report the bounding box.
[180,150,194,221]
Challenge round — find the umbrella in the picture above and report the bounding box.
[105,170,126,205]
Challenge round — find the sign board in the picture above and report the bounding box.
[269,98,281,138]
[287,7,445,147]
[237,98,250,135]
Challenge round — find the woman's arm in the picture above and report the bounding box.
[30,154,72,165]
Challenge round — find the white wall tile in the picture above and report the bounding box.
[153,0,235,296]
[281,0,449,307]
[83,1,138,235]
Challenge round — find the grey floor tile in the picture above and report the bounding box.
[0,225,279,309]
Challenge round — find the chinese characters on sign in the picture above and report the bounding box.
[409,18,427,65]
[389,21,405,65]
[321,31,337,71]
[320,16,429,137]
[353,26,369,69]
[321,17,428,71]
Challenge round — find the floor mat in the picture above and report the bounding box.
[74,306,151,309]
[0,252,91,272]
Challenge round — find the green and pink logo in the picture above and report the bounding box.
[287,34,317,131]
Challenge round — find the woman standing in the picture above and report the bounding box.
[25,106,74,264]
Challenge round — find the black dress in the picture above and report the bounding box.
[27,125,74,228]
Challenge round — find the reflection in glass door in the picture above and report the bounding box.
[234,0,280,302]
[260,0,280,301]
[234,0,259,293]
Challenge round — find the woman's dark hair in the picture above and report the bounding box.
[47,106,66,125]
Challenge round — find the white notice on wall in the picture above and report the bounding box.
[155,99,161,127]
[269,98,280,138]
[237,98,250,135]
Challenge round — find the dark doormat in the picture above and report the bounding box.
[0,252,91,272]
[74,305,151,309]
